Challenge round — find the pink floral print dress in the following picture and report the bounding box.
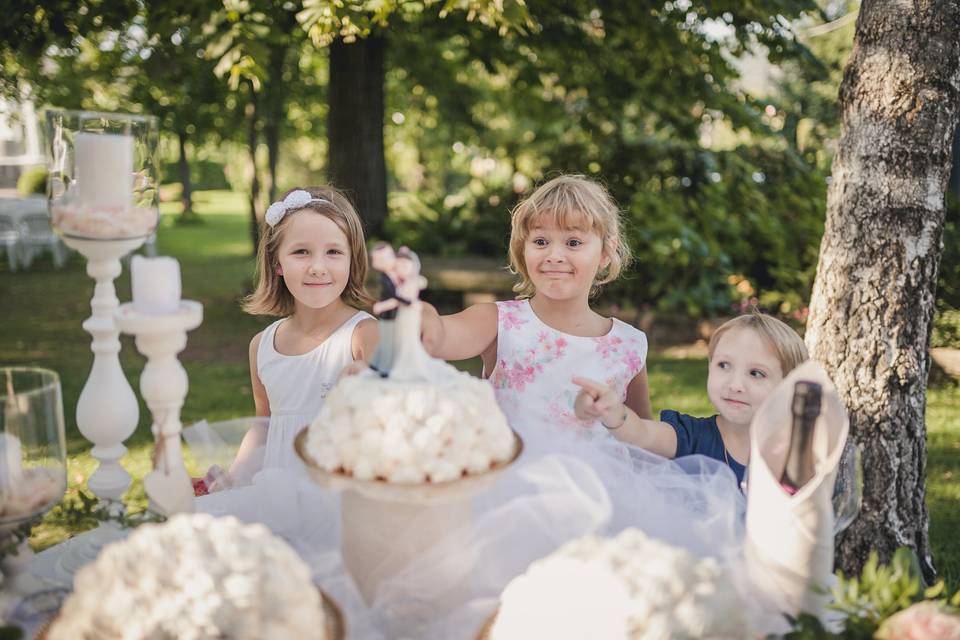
[489,299,648,439]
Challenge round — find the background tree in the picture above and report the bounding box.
[386,0,826,315]
[805,0,960,580]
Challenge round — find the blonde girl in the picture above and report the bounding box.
[421,174,652,440]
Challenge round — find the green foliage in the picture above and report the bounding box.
[384,0,830,315]
[939,194,960,311]
[297,0,532,48]
[932,309,960,349]
[42,490,165,534]
[2,0,852,317]
[785,548,960,638]
[15,166,47,196]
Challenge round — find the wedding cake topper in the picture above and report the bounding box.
[368,244,435,382]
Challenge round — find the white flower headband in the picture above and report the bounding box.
[265,190,331,227]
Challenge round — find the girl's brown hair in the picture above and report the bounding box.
[508,174,631,298]
[242,186,373,316]
[708,312,809,375]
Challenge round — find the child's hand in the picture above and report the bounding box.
[373,299,400,315]
[573,377,627,429]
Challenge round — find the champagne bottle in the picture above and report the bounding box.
[780,380,822,494]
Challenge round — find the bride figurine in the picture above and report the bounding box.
[369,246,446,383]
[369,243,404,377]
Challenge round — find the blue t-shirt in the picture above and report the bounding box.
[659,410,746,485]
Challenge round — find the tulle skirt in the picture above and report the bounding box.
[194,419,750,639]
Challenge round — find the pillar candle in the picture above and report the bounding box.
[0,432,24,491]
[75,132,134,210]
[131,255,181,315]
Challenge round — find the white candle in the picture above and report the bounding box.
[0,432,24,492]
[131,255,182,315]
[75,132,134,210]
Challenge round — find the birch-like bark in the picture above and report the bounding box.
[805,0,960,580]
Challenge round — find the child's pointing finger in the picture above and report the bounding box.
[572,376,607,399]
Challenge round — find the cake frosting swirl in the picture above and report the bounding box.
[305,370,516,484]
[48,513,327,640]
[490,528,750,639]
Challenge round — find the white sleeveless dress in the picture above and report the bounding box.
[258,310,373,470]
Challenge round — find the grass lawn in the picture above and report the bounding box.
[1,190,957,588]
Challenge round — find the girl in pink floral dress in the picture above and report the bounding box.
[403,176,746,638]
[421,174,651,446]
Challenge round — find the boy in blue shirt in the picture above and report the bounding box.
[574,312,808,486]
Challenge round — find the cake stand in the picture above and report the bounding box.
[295,429,523,607]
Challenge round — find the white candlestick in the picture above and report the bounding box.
[131,256,181,315]
[75,132,133,210]
[115,301,203,516]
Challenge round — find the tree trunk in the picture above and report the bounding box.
[951,127,960,200]
[246,81,263,253]
[176,129,195,221]
[327,34,387,237]
[805,0,960,582]
[264,41,290,206]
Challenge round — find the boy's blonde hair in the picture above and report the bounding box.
[508,174,631,298]
[708,312,808,375]
[242,185,373,316]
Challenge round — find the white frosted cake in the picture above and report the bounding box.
[305,370,516,484]
[489,528,749,640]
[48,513,328,640]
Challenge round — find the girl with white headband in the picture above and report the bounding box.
[209,186,379,483]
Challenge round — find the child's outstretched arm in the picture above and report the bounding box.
[420,302,499,361]
[625,369,653,420]
[339,317,381,379]
[249,332,271,417]
[351,317,380,363]
[572,376,677,458]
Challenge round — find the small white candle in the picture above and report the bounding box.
[131,255,181,315]
[75,132,134,210]
[0,432,24,492]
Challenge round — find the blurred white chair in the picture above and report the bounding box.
[0,214,20,272]
[18,212,67,269]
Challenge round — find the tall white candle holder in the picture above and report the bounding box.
[44,110,159,510]
[115,301,203,516]
[41,111,160,583]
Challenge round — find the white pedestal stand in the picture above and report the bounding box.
[115,301,202,516]
[61,236,144,506]
[295,429,522,633]
[51,237,144,582]
[340,492,474,606]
